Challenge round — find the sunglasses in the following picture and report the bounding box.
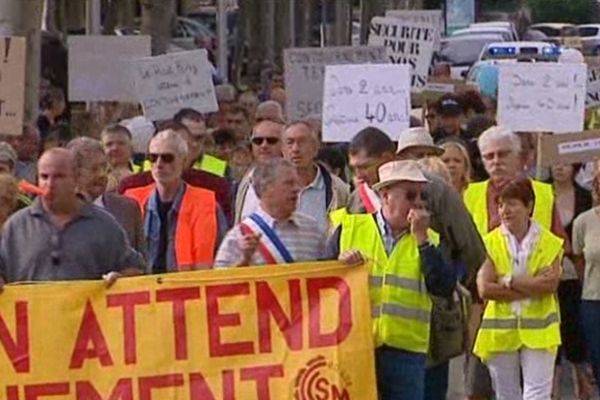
[251,137,279,146]
[404,190,426,202]
[147,153,175,164]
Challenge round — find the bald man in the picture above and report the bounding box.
[0,148,144,291]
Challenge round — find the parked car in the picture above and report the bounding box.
[577,24,600,55]
[451,26,514,42]
[479,41,561,62]
[469,21,519,41]
[438,34,506,79]
[115,17,216,51]
[530,23,582,50]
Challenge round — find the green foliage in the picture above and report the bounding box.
[529,0,598,24]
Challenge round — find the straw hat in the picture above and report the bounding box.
[373,160,428,191]
[396,127,444,156]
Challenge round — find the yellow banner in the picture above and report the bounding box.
[0,262,377,400]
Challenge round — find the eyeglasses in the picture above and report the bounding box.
[403,189,426,202]
[251,137,280,146]
[147,153,175,164]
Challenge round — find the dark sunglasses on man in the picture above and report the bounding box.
[251,137,279,146]
[147,153,176,164]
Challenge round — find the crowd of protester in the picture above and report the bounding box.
[0,76,599,400]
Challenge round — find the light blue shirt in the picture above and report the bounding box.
[296,166,328,233]
[375,210,408,256]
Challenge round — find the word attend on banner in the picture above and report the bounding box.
[1,277,352,399]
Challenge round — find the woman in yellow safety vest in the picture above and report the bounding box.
[474,176,563,400]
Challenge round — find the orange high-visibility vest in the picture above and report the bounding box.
[124,183,218,269]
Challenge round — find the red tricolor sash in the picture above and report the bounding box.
[358,182,381,214]
[239,213,294,264]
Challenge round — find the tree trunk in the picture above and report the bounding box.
[360,0,384,45]
[140,0,175,55]
[232,0,248,86]
[0,0,43,125]
[42,0,57,32]
[298,0,313,47]
[66,0,86,34]
[333,0,350,46]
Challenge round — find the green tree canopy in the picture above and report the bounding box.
[529,0,598,24]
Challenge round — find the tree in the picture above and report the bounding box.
[528,0,598,24]
[140,0,175,55]
[0,0,43,124]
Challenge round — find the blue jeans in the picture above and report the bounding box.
[376,346,426,400]
[424,361,449,400]
[581,300,600,392]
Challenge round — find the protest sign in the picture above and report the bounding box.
[497,63,587,133]
[385,9,444,49]
[322,64,411,142]
[539,130,600,167]
[368,16,439,92]
[68,36,151,102]
[586,63,600,108]
[284,46,387,121]
[0,37,25,136]
[132,49,218,121]
[0,262,377,400]
[412,79,470,107]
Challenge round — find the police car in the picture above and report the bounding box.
[478,41,562,62]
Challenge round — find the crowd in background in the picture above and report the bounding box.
[0,67,600,400]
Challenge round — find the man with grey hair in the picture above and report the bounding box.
[463,125,565,238]
[66,137,146,257]
[281,120,349,232]
[215,158,326,267]
[255,100,285,124]
[124,130,228,273]
[462,125,567,400]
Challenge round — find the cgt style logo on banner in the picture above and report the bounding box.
[293,355,352,400]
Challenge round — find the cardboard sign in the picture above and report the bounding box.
[539,130,600,167]
[0,37,25,136]
[497,63,586,133]
[68,36,151,102]
[131,49,218,121]
[0,262,377,399]
[284,46,388,121]
[322,64,411,142]
[412,79,471,107]
[368,16,439,93]
[385,9,444,49]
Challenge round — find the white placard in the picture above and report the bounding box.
[0,37,25,136]
[385,9,444,50]
[368,16,439,93]
[497,63,586,133]
[283,46,388,121]
[131,49,218,121]
[322,64,411,142]
[68,36,151,102]
[587,64,600,108]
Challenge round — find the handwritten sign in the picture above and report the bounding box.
[68,36,151,102]
[368,16,439,92]
[0,37,25,136]
[132,49,218,121]
[385,9,444,50]
[539,130,600,166]
[322,64,411,142]
[587,63,600,108]
[283,46,387,121]
[497,63,586,133]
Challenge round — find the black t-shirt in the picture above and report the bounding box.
[153,199,173,274]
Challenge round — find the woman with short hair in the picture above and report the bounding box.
[474,177,563,400]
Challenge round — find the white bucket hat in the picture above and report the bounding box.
[396,127,444,156]
[373,160,428,191]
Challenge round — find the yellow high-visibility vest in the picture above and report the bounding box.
[339,213,439,354]
[473,225,563,361]
[463,179,554,236]
[133,154,227,178]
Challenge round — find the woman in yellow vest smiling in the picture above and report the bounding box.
[475,177,563,400]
